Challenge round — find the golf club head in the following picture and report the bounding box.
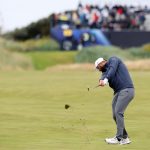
[87,85,100,91]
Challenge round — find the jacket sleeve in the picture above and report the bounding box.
[105,57,119,80]
[100,72,106,80]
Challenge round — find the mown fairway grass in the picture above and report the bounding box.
[0,70,149,150]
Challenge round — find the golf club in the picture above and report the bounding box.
[87,84,100,91]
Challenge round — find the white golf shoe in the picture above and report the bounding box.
[105,137,119,144]
[119,137,131,145]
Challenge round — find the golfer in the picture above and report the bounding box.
[95,56,134,145]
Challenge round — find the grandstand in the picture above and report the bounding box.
[144,14,150,31]
[51,3,150,31]
[50,2,150,49]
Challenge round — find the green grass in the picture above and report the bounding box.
[75,46,133,63]
[25,51,77,70]
[75,46,150,63]
[1,37,150,71]
[0,70,150,150]
[0,38,33,70]
[2,37,59,52]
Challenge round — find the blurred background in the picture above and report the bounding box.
[1,0,150,70]
[0,0,150,69]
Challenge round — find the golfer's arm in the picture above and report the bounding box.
[100,73,106,80]
[105,58,119,80]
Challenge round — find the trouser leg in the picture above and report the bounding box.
[112,88,134,140]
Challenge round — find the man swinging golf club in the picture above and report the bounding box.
[95,56,135,145]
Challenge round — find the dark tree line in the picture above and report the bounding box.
[4,16,51,41]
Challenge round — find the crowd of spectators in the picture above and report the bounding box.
[50,3,150,31]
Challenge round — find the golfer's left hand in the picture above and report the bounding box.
[99,78,108,87]
[99,80,105,87]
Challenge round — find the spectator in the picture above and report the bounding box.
[51,3,149,31]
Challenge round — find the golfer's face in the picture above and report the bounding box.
[97,61,105,71]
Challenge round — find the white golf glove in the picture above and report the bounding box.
[103,78,108,85]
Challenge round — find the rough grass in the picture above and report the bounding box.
[1,37,150,70]
[0,38,33,70]
[47,59,150,71]
[75,46,150,63]
[75,46,133,63]
[0,70,149,150]
[25,51,77,70]
[2,37,59,52]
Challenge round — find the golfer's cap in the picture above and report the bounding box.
[95,57,104,68]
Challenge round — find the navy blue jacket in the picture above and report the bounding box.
[101,57,134,94]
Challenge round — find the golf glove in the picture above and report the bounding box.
[103,78,108,85]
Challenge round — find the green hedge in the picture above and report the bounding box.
[75,46,133,63]
[129,48,150,58]
[75,45,150,63]
[143,43,150,52]
[3,37,59,52]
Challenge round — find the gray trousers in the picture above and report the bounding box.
[112,88,134,140]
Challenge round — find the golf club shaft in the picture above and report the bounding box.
[87,84,100,91]
[93,85,100,89]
